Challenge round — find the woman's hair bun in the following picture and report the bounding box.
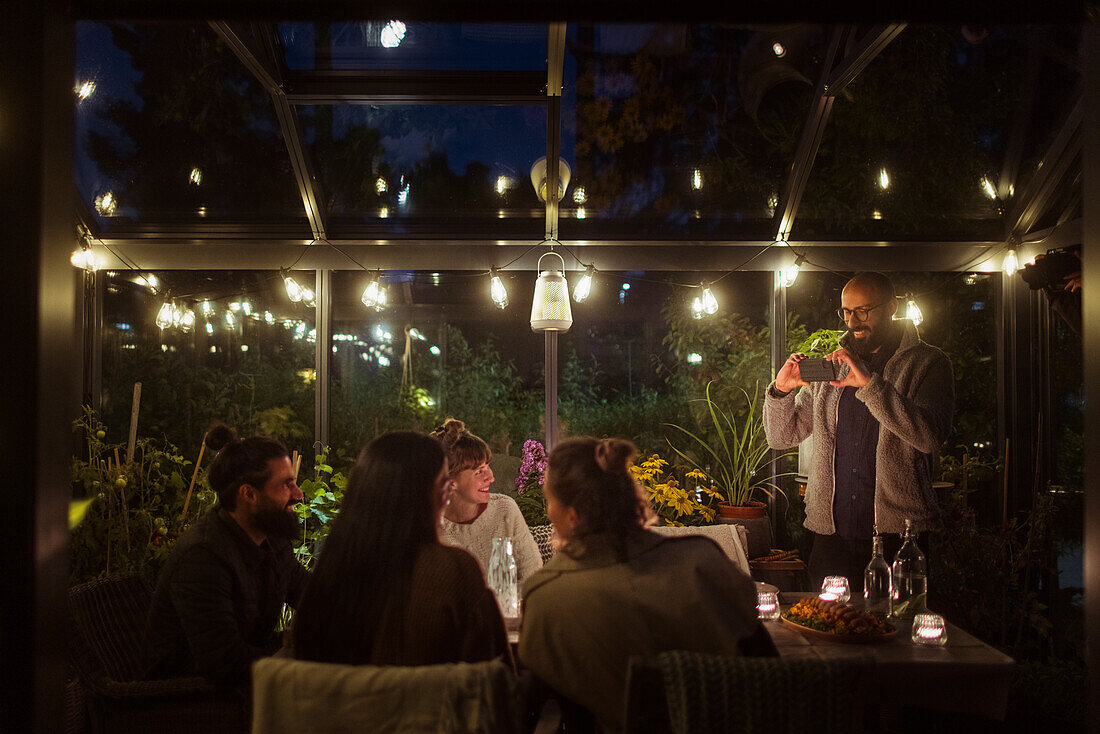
[595,438,635,475]
[205,423,237,452]
[430,418,466,447]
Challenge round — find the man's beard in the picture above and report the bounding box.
[253,503,301,541]
[850,321,894,357]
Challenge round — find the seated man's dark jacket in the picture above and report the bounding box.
[144,507,309,688]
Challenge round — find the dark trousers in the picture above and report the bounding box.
[808,531,931,593]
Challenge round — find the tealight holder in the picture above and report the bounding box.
[911,612,948,646]
[756,591,780,621]
[820,576,851,603]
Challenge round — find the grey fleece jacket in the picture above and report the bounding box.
[762,323,954,536]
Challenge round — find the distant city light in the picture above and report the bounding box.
[429,345,441,355]
[576,207,586,219]
[496,176,509,195]
[431,272,440,285]
[398,184,410,206]
[241,344,249,352]
[692,169,703,190]
[377,354,391,367]
[379,206,389,218]
[872,210,883,220]
[376,177,387,194]
[878,168,890,190]
[95,191,117,216]
[75,80,95,100]
[687,352,703,364]
[380,20,407,48]
[772,42,786,57]
[621,283,630,290]
[190,167,202,186]
[205,322,214,334]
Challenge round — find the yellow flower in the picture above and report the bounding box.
[685,468,708,481]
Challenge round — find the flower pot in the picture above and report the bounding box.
[717,500,767,519]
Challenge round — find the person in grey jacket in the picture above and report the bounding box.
[763,272,954,590]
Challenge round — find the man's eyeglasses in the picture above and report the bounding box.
[837,301,888,322]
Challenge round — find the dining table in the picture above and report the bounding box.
[764,592,1015,724]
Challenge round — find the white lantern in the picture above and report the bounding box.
[530,251,573,332]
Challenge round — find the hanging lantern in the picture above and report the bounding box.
[530,251,573,332]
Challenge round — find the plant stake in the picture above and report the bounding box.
[126,382,142,463]
[181,431,208,522]
[112,449,131,551]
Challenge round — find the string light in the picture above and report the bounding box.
[205,322,214,335]
[490,267,508,309]
[155,302,173,330]
[780,254,805,288]
[240,300,252,317]
[573,186,587,204]
[1003,249,1019,276]
[772,42,786,57]
[980,176,997,200]
[189,168,202,186]
[70,247,99,272]
[225,311,236,328]
[282,271,304,302]
[380,20,406,48]
[201,300,214,317]
[878,168,890,190]
[179,308,196,333]
[95,191,117,216]
[361,273,387,312]
[692,169,703,190]
[573,265,596,303]
[496,176,509,195]
[375,177,387,194]
[301,287,316,308]
[905,298,924,326]
[691,283,718,319]
[75,80,95,100]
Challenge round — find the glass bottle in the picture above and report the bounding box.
[863,534,891,616]
[488,537,519,619]
[889,519,928,620]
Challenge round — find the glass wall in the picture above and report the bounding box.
[101,270,316,460]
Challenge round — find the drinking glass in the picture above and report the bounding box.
[756,591,780,621]
[820,576,851,603]
[911,612,948,646]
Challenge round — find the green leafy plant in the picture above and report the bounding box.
[293,446,347,568]
[664,382,793,508]
[795,328,843,358]
[70,407,216,586]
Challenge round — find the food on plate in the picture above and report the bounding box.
[783,597,894,636]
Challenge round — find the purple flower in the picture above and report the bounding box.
[517,440,548,494]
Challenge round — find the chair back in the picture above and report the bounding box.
[529,524,555,563]
[625,651,867,734]
[647,524,751,575]
[252,656,521,734]
[68,574,153,684]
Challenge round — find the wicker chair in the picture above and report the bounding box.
[624,651,868,734]
[68,574,247,734]
[529,524,556,563]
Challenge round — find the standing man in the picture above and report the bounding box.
[763,272,954,589]
[145,425,308,690]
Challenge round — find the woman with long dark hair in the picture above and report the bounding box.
[292,432,508,666]
[519,437,757,731]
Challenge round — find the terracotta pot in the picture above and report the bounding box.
[717,500,767,519]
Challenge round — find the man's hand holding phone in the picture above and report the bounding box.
[775,353,809,393]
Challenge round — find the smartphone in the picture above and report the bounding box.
[797,358,838,382]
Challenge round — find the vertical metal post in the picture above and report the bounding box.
[314,270,331,448]
[545,330,559,450]
[994,274,1008,522]
[770,272,788,538]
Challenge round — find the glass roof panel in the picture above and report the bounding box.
[300,104,546,237]
[279,22,548,71]
[792,25,1026,242]
[74,21,308,231]
[558,23,823,241]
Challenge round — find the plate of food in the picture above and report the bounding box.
[780,597,897,644]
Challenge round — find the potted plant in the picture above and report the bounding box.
[630,453,722,526]
[664,381,793,521]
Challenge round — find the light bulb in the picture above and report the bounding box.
[573,266,595,303]
[687,352,703,364]
[170,303,183,327]
[301,287,315,308]
[205,322,214,335]
[70,248,99,271]
[200,300,214,316]
[283,273,303,302]
[906,299,924,326]
[701,287,718,315]
[496,176,508,195]
[691,296,705,320]
[573,186,587,204]
[375,177,387,194]
[180,308,196,332]
[981,176,997,200]
[189,167,202,186]
[155,302,173,330]
[264,311,274,324]
[780,264,799,288]
[361,278,386,311]
[692,169,703,190]
[241,300,252,316]
[879,168,890,190]
[1004,249,1019,276]
[225,311,236,328]
[380,19,406,48]
[490,270,508,309]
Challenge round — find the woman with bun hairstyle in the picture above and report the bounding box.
[292,432,508,666]
[431,419,542,585]
[518,437,757,731]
